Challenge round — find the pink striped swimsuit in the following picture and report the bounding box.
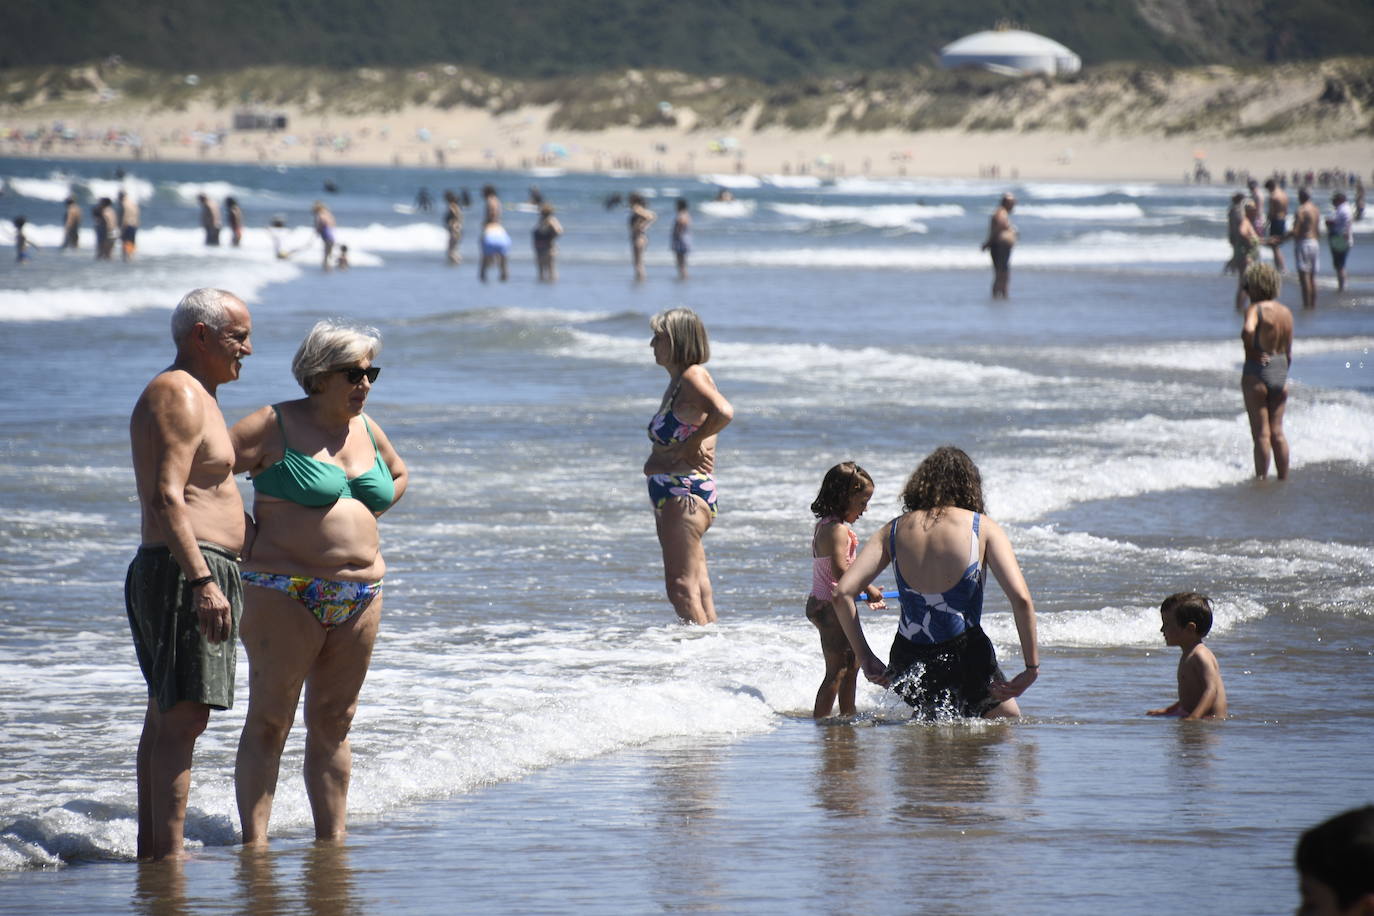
[810,518,857,600]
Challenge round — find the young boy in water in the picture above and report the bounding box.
[1146,592,1227,719]
[1295,806,1374,915]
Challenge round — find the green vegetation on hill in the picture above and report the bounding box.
[2,0,1373,80]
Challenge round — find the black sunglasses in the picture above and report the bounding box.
[338,366,381,384]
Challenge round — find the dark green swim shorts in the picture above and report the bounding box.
[125,542,243,712]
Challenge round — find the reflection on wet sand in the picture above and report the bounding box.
[231,840,362,916]
[886,722,1040,830]
[647,739,726,906]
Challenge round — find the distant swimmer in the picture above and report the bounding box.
[628,192,656,283]
[980,193,1017,298]
[532,202,563,283]
[118,189,140,261]
[127,288,253,859]
[670,198,692,281]
[415,187,433,212]
[603,193,623,211]
[1264,178,1288,273]
[12,216,36,263]
[312,201,337,272]
[335,244,350,270]
[1233,202,1264,310]
[268,216,306,261]
[1146,592,1227,719]
[1327,191,1354,293]
[478,184,509,283]
[61,196,80,250]
[443,190,463,266]
[714,188,735,202]
[1238,262,1293,480]
[97,198,118,260]
[1282,188,1321,310]
[226,197,244,247]
[199,193,222,247]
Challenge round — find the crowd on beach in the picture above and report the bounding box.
[5,156,1358,894]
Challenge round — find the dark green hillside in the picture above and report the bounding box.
[2,0,1372,80]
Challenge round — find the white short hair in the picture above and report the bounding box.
[171,288,236,343]
[291,319,383,394]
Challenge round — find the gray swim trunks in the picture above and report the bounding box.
[125,542,243,712]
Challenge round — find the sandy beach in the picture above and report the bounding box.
[3,98,1371,183]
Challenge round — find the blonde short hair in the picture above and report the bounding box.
[1243,262,1281,301]
[291,319,382,394]
[650,307,710,367]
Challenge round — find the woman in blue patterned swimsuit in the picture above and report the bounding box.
[830,446,1040,719]
[230,319,408,845]
[645,308,734,625]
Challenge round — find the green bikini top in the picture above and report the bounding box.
[250,405,395,513]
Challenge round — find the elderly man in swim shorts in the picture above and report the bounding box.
[128,288,253,859]
[1287,189,1322,310]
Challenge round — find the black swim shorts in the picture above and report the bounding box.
[886,626,1006,720]
[125,542,243,712]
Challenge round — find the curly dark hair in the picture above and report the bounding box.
[900,446,985,515]
[810,461,874,518]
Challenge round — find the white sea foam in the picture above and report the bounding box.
[683,233,1227,269]
[164,179,264,206]
[698,199,758,219]
[1016,203,1147,220]
[1020,182,1164,200]
[4,173,77,202]
[0,259,300,322]
[828,176,999,197]
[760,174,824,189]
[81,175,156,203]
[768,202,962,228]
[698,173,762,189]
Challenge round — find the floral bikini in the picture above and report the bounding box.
[646,378,718,517]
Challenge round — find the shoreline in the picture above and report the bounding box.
[4,102,1372,183]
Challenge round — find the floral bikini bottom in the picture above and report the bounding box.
[646,473,718,518]
[241,571,383,629]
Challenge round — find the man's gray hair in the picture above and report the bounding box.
[171,288,235,343]
[292,319,383,394]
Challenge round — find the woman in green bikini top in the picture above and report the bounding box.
[229,319,408,847]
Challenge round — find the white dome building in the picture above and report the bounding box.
[939,29,1082,77]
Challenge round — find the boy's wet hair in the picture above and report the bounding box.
[1296,806,1374,908]
[1161,592,1213,638]
[811,461,874,519]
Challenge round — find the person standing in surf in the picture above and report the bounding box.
[831,446,1040,719]
[645,308,733,625]
[127,288,253,859]
[805,462,886,718]
[1238,262,1293,480]
[629,192,656,283]
[980,193,1017,298]
[231,319,408,845]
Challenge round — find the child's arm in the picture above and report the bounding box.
[832,524,894,684]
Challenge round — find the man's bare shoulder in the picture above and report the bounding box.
[133,369,215,432]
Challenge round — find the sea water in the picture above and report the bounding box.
[0,158,1371,914]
